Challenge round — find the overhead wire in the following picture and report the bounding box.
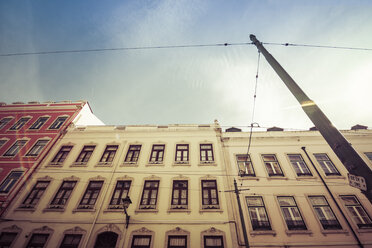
[1,41,372,57]
[246,50,261,158]
[263,42,372,51]
[0,42,252,57]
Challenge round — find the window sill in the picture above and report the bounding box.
[1,155,16,158]
[167,208,191,213]
[121,162,138,167]
[321,229,348,236]
[46,163,63,168]
[135,209,159,213]
[324,175,345,179]
[73,208,96,212]
[357,228,372,233]
[250,230,276,237]
[295,176,317,180]
[267,177,288,180]
[146,163,164,166]
[173,162,190,166]
[238,176,259,181]
[285,230,312,236]
[43,208,65,213]
[199,209,223,213]
[95,163,113,167]
[104,208,125,213]
[70,163,87,167]
[198,162,216,166]
[15,207,36,212]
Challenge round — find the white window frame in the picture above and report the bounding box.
[25,139,50,157]
[262,154,284,177]
[308,195,342,230]
[340,195,372,229]
[3,139,28,157]
[236,154,255,177]
[0,117,13,130]
[48,115,69,130]
[314,153,340,176]
[287,154,312,176]
[0,170,24,194]
[9,116,31,130]
[128,227,154,248]
[29,116,50,130]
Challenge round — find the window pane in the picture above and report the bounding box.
[140,180,159,209]
[246,196,271,230]
[30,117,49,130]
[49,117,67,129]
[288,154,312,176]
[168,235,187,248]
[10,117,30,130]
[278,196,306,230]
[309,196,341,230]
[0,232,17,247]
[236,155,255,176]
[27,233,49,248]
[132,235,151,248]
[0,171,23,193]
[60,234,82,248]
[4,140,27,156]
[0,117,12,130]
[314,154,340,175]
[204,236,223,248]
[341,195,372,228]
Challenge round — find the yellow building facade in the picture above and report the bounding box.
[222,127,372,248]
[1,122,372,248]
[0,122,236,247]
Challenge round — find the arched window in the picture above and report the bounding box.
[94,232,118,248]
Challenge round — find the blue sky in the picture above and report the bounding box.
[1,0,371,130]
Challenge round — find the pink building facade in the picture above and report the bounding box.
[0,101,100,215]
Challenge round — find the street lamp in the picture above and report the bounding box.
[122,196,132,229]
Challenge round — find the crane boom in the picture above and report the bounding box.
[250,34,372,203]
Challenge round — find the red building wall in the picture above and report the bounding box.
[0,101,86,213]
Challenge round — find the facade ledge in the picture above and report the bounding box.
[285,230,313,236]
[250,230,276,237]
[321,229,349,236]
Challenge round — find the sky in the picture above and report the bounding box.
[0,0,371,131]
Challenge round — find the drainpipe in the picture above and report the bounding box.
[301,146,363,248]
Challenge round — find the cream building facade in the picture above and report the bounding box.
[0,122,237,247]
[222,127,372,248]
